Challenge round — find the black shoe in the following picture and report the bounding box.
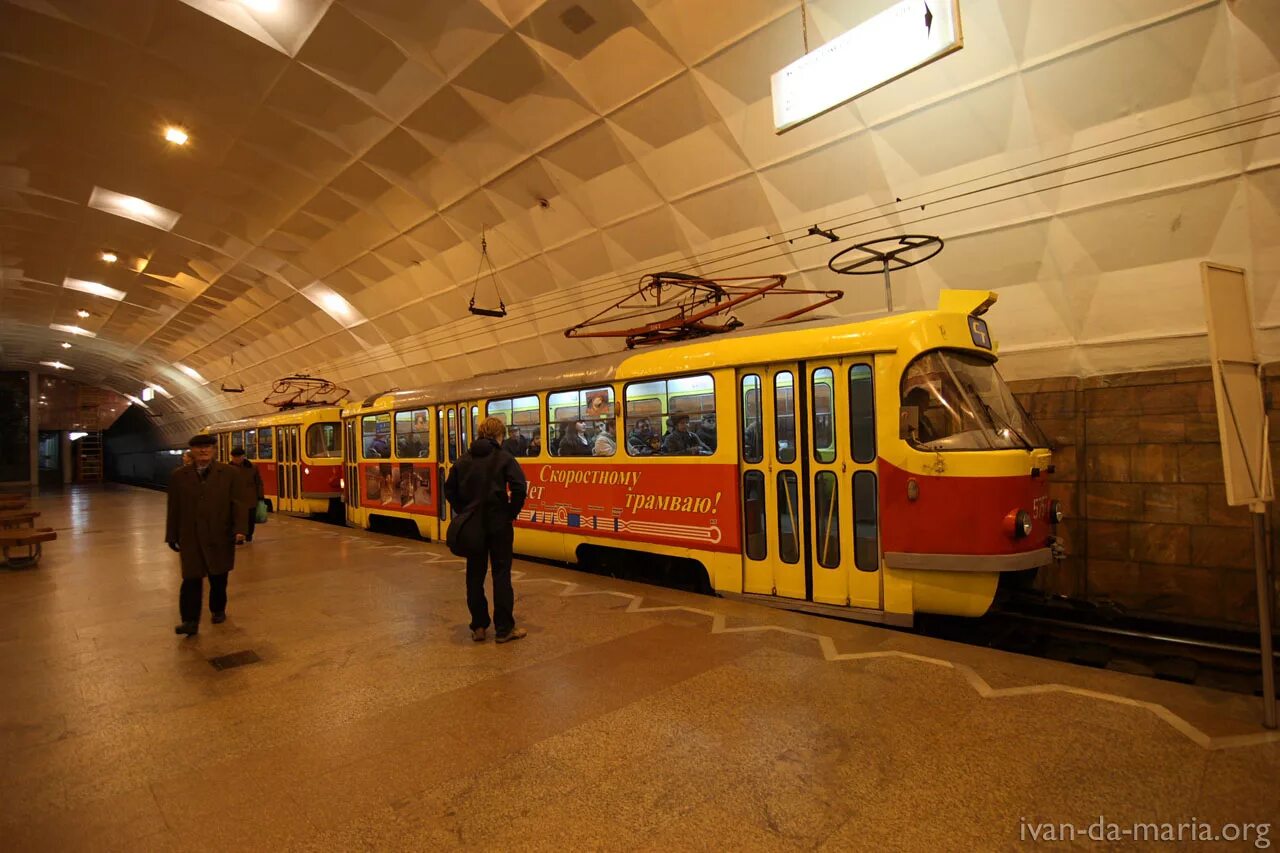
[174,622,198,636]
[212,612,226,624]
[495,628,527,644]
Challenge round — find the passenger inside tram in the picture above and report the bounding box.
[556,420,592,456]
[694,414,716,452]
[662,414,709,455]
[591,421,616,456]
[627,419,654,452]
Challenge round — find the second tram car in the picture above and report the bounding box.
[339,290,1060,623]
[204,405,345,516]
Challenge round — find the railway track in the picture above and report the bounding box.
[917,594,1278,697]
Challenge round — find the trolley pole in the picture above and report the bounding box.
[1253,510,1277,729]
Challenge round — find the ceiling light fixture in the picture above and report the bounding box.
[176,364,206,383]
[61,342,72,349]
[125,394,149,409]
[164,126,189,145]
[88,187,180,231]
[300,282,367,329]
[242,0,280,11]
[50,323,96,338]
[40,361,73,371]
[63,277,126,301]
[100,251,118,264]
[76,309,91,318]
[147,383,173,398]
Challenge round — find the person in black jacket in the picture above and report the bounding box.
[229,447,265,542]
[444,417,529,644]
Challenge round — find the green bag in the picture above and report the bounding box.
[255,499,268,524]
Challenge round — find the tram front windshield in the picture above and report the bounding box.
[901,350,1050,451]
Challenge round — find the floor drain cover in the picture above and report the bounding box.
[208,650,262,670]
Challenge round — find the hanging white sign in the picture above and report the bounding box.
[771,0,962,133]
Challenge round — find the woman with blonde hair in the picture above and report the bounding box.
[444,416,529,644]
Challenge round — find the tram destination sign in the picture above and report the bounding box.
[771,0,962,133]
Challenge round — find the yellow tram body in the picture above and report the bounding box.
[340,290,1058,623]
[203,405,345,516]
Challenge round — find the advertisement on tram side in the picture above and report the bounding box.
[515,462,740,553]
[359,461,437,513]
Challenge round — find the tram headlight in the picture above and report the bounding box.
[1004,509,1033,539]
[1050,500,1064,524]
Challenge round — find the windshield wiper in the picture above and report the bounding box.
[965,382,1032,450]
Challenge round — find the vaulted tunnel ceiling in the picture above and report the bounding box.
[0,0,1278,442]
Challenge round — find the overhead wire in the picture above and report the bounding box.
[298,107,1280,377]
[191,98,1280,394]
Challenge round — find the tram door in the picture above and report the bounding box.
[437,402,474,523]
[738,361,882,609]
[807,359,881,610]
[276,424,302,513]
[739,365,806,600]
[343,418,360,525]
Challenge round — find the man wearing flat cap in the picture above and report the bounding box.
[166,434,248,636]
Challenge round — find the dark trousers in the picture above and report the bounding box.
[465,528,514,634]
[245,506,257,541]
[179,573,228,624]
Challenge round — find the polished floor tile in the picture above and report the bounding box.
[1,486,1276,851]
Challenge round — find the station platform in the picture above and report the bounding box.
[2,485,1277,850]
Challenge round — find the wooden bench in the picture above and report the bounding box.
[0,498,28,511]
[0,510,40,530]
[1,527,56,568]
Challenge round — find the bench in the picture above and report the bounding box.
[0,498,28,511]
[1,527,56,568]
[0,510,40,530]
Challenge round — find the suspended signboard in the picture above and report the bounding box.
[1201,262,1273,509]
[771,0,962,133]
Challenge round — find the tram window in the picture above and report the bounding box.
[361,414,391,459]
[487,395,542,457]
[394,409,431,458]
[776,471,800,564]
[849,364,876,464]
[814,471,840,568]
[774,372,795,464]
[231,430,245,454]
[306,422,341,458]
[812,368,835,464]
[258,426,273,460]
[446,409,458,462]
[244,429,257,460]
[900,350,1050,451]
[459,406,470,452]
[548,387,615,457]
[740,375,763,464]
[624,374,715,456]
[437,410,444,463]
[471,405,479,441]
[743,471,767,561]
[853,471,879,572]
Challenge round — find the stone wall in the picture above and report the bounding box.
[1010,366,1276,628]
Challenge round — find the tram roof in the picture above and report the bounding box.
[349,293,995,413]
[203,403,346,433]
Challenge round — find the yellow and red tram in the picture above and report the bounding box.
[340,289,1059,623]
[204,405,344,516]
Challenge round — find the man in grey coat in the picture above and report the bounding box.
[167,434,248,636]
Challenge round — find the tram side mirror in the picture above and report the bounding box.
[899,407,920,440]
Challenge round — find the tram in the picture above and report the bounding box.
[204,405,345,516]
[339,289,1060,623]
